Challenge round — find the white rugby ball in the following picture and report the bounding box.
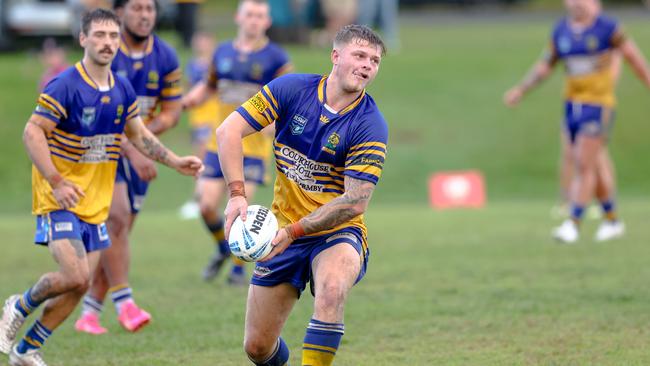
[228,205,278,262]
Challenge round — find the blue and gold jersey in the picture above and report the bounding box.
[32,62,139,224]
[112,34,182,124]
[237,74,388,245]
[548,14,626,107]
[186,58,219,128]
[205,39,291,158]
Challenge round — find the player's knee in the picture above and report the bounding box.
[199,200,217,221]
[243,336,275,361]
[107,212,130,237]
[64,271,91,294]
[314,279,348,314]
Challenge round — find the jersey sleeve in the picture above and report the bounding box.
[236,74,292,131]
[123,79,140,121]
[273,47,293,78]
[206,48,219,89]
[34,76,69,125]
[344,114,388,185]
[160,45,182,101]
[609,20,627,48]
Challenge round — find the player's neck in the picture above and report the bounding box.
[234,34,267,53]
[324,77,363,113]
[570,11,598,28]
[81,57,111,89]
[122,31,150,53]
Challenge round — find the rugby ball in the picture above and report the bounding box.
[228,205,278,262]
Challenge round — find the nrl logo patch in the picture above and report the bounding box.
[82,107,96,126]
[290,114,308,135]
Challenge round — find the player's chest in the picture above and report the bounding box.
[555,29,608,58]
[113,57,162,95]
[69,91,128,133]
[278,104,351,166]
[216,53,271,83]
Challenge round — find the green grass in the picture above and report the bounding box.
[1,200,649,365]
[1,11,650,366]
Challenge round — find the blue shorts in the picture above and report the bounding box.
[251,227,369,297]
[34,210,110,252]
[564,101,615,144]
[191,126,212,145]
[201,151,266,185]
[115,156,149,214]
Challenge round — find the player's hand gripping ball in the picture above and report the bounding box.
[228,205,278,262]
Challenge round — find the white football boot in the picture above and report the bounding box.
[9,345,47,366]
[552,219,579,244]
[0,295,26,354]
[595,220,625,242]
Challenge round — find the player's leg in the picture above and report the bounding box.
[302,238,363,366]
[594,146,624,241]
[244,284,297,365]
[4,238,95,363]
[198,176,228,281]
[74,262,109,335]
[552,131,574,219]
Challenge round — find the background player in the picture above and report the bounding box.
[182,0,292,285]
[219,25,387,366]
[0,9,201,366]
[503,0,650,243]
[178,31,219,220]
[75,0,183,334]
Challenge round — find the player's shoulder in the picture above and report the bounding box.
[152,34,179,59]
[264,41,289,56]
[358,94,388,129]
[215,40,235,54]
[595,13,620,30]
[551,16,568,35]
[42,64,78,92]
[113,71,136,95]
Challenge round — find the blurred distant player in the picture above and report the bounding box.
[38,39,69,92]
[178,32,220,219]
[75,0,183,334]
[504,0,650,243]
[219,24,387,366]
[182,0,292,285]
[0,10,201,366]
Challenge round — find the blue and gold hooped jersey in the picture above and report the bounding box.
[112,34,182,124]
[205,39,291,158]
[237,74,388,243]
[548,14,626,107]
[33,62,139,224]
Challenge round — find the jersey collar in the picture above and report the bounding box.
[119,34,154,58]
[317,75,366,116]
[76,61,115,90]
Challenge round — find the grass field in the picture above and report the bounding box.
[1,200,650,365]
[1,9,650,366]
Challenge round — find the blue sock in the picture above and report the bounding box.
[302,318,344,366]
[14,288,42,317]
[16,320,51,354]
[601,200,618,221]
[250,337,290,366]
[218,240,230,256]
[571,205,585,222]
[231,264,244,275]
[205,219,230,255]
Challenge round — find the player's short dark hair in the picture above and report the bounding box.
[239,0,268,6]
[81,8,121,35]
[113,0,158,10]
[334,24,386,56]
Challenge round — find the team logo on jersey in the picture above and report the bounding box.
[101,95,111,104]
[115,104,124,124]
[586,35,599,51]
[146,71,159,89]
[290,114,308,135]
[319,114,330,124]
[558,36,571,54]
[218,58,233,73]
[133,61,143,71]
[250,63,262,80]
[82,107,96,126]
[322,132,340,155]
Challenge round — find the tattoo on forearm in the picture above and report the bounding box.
[141,136,169,165]
[301,178,374,234]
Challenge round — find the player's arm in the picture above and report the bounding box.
[23,115,84,209]
[216,111,259,234]
[146,99,182,135]
[618,38,650,89]
[504,46,558,107]
[261,176,376,262]
[181,81,216,110]
[124,115,203,177]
